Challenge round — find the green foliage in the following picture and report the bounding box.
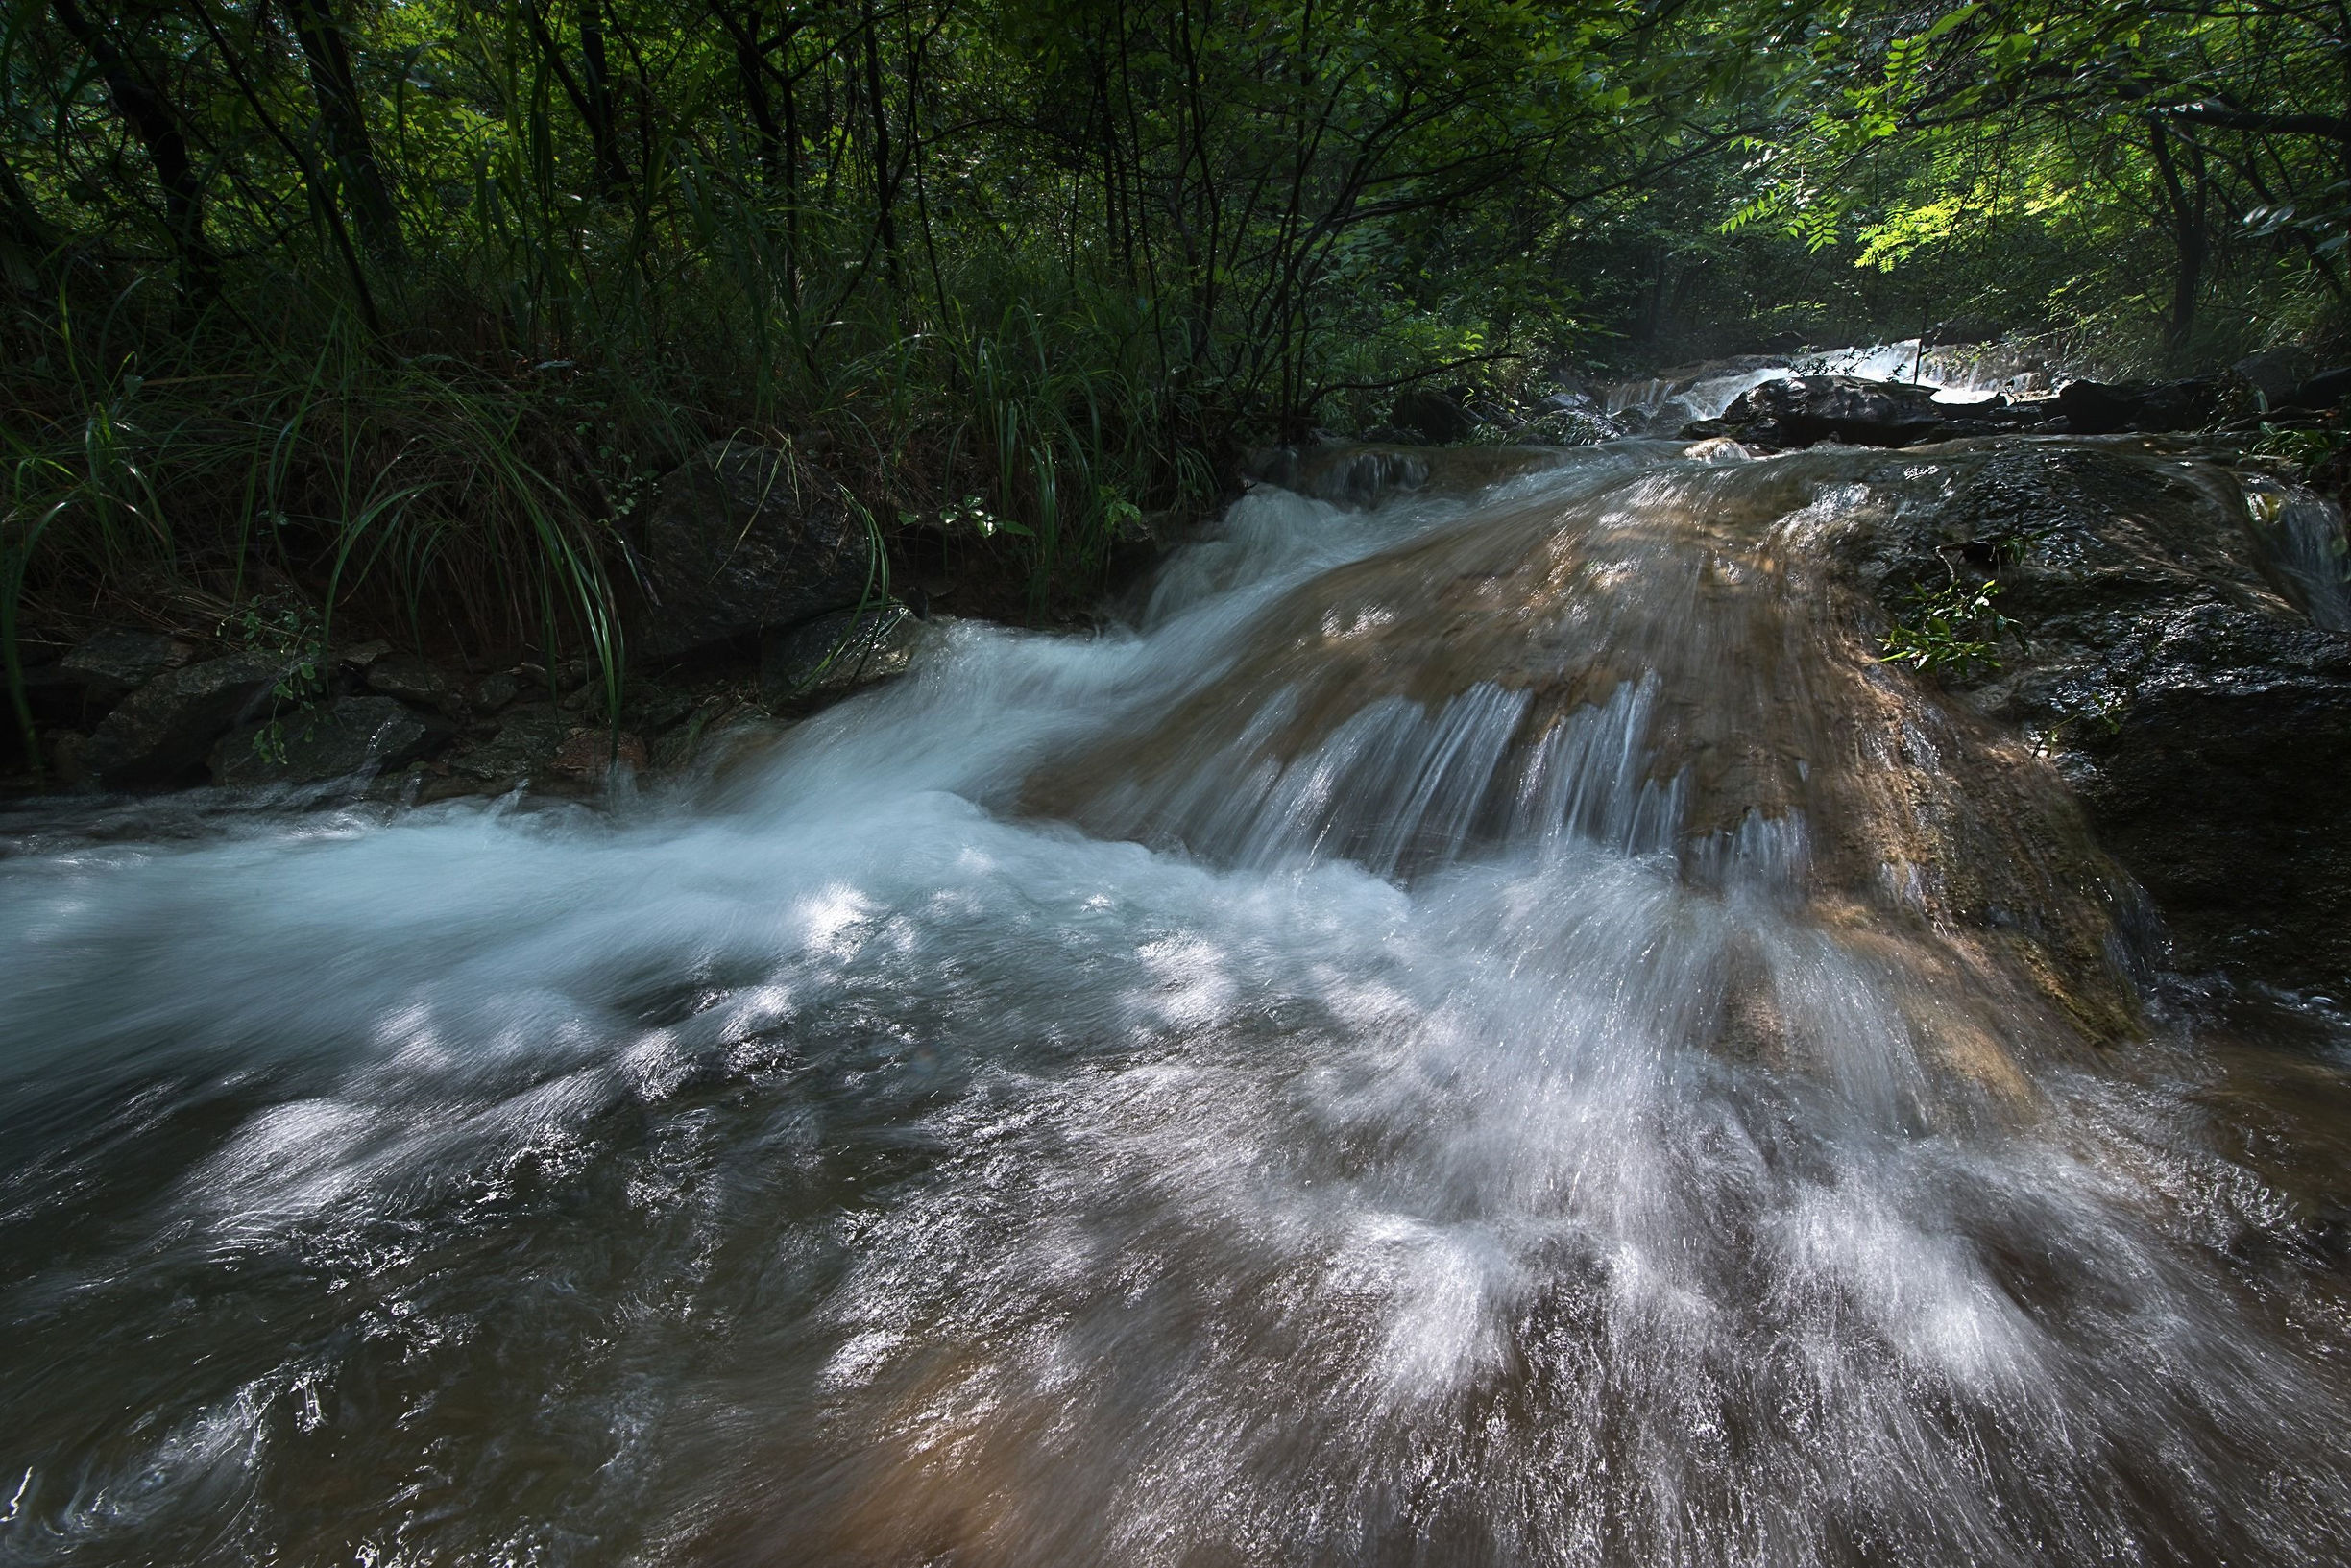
[2254,422,2348,478]
[1879,573,2011,679]
[1724,0,2347,367]
[0,0,2339,755]
[222,595,326,765]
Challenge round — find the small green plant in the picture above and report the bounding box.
[1878,571,2011,679]
[221,597,327,764]
[2253,422,2348,476]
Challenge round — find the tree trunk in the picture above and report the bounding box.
[575,0,627,195]
[284,0,403,264]
[860,0,900,287]
[2148,117,2204,353]
[49,0,216,302]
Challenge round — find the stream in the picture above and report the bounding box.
[5,427,2351,1565]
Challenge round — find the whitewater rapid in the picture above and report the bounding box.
[4,439,2349,1566]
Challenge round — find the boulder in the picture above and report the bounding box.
[1716,375,1948,448]
[363,652,466,716]
[633,442,876,661]
[2234,349,2317,409]
[2051,376,2220,435]
[431,702,571,794]
[760,606,925,704]
[1830,442,2351,994]
[18,662,97,728]
[549,726,649,780]
[83,651,285,788]
[1387,388,1480,446]
[58,626,194,704]
[2285,367,2351,410]
[472,669,521,713]
[210,695,452,787]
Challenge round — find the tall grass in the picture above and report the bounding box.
[0,211,1226,774]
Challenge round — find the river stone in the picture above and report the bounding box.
[759,606,924,703]
[2234,349,2316,408]
[210,695,452,787]
[2288,367,2351,410]
[58,626,194,704]
[84,651,285,788]
[1388,388,1480,446]
[364,651,466,716]
[434,702,571,793]
[549,726,649,780]
[633,442,874,660]
[2052,376,2220,435]
[1716,374,1948,448]
[1828,441,2351,995]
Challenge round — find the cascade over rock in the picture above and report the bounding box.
[1830,439,2351,993]
[9,425,2351,1568]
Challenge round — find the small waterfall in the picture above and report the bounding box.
[2242,472,2351,631]
[3,438,2349,1566]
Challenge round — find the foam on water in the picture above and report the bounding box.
[3,440,2350,1566]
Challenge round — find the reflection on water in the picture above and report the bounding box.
[4,440,2351,1566]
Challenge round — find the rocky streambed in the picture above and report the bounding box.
[6,419,2351,1564]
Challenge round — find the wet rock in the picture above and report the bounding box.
[1834,442,2351,994]
[622,684,698,737]
[44,730,89,786]
[633,441,875,661]
[550,726,648,780]
[58,627,194,705]
[210,695,452,787]
[472,669,520,713]
[431,702,570,794]
[1387,388,1480,446]
[83,651,285,788]
[759,606,924,704]
[1715,375,1949,448]
[364,652,466,717]
[2286,367,2351,410]
[2052,376,2220,435]
[2234,350,2317,408]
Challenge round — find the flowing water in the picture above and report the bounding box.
[6,438,2351,1566]
[1602,342,2052,435]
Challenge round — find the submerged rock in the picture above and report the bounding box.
[1097,434,2351,1021]
[633,441,876,660]
[1049,441,2152,1053]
